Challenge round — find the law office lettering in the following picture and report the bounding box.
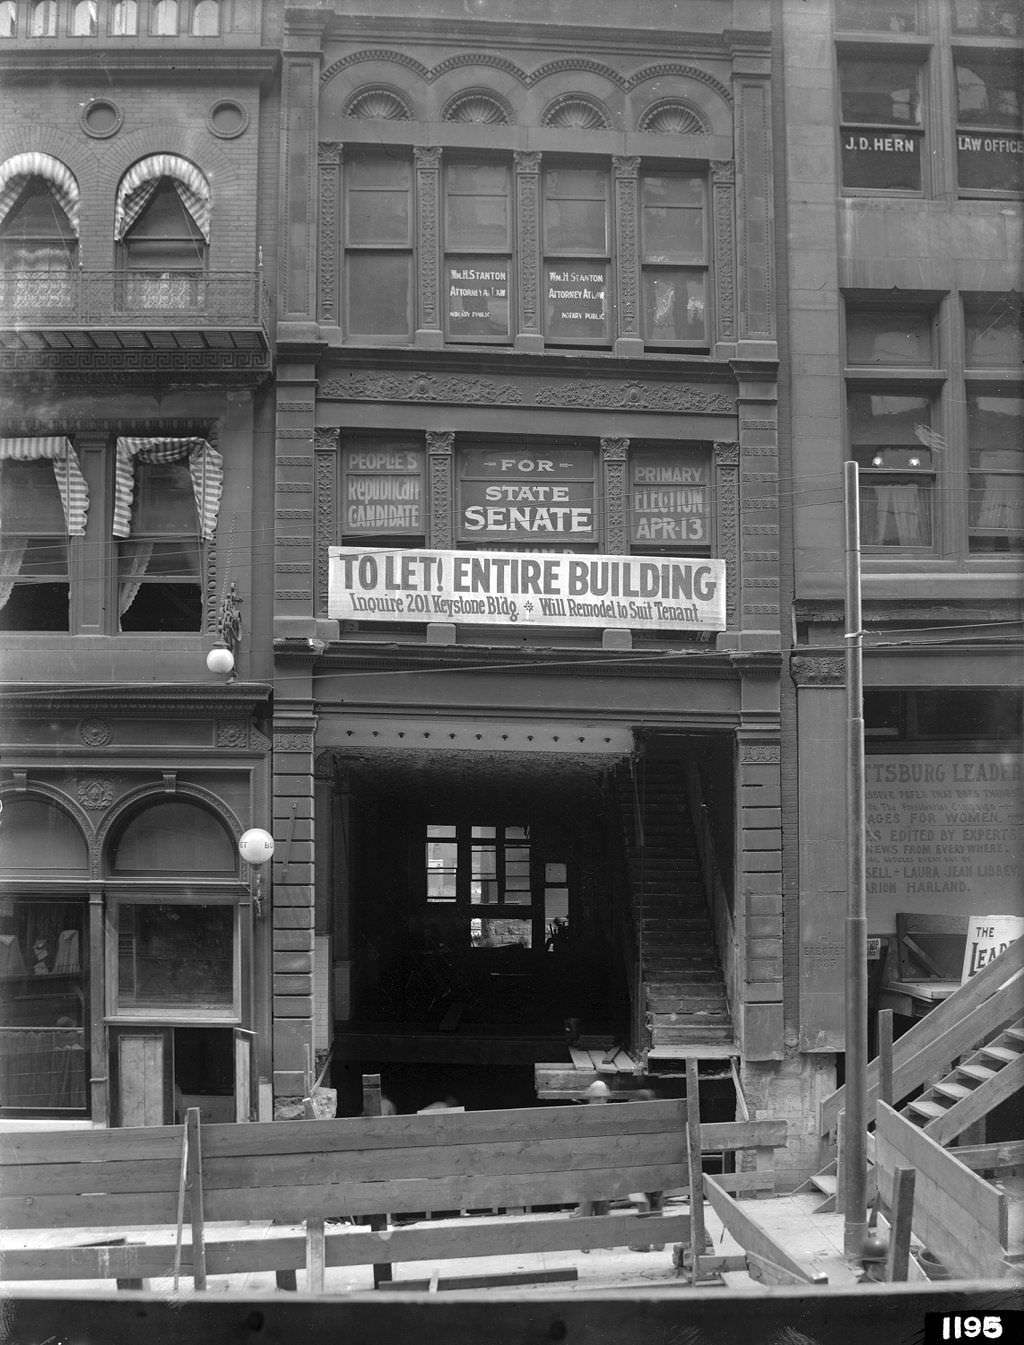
[958,134,1024,154]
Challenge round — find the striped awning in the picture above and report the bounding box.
[113,437,223,542]
[0,436,89,535]
[0,153,80,234]
[115,155,211,242]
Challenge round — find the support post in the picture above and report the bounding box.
[878,1010,894,1108]
[843,459,868,1260]
[362,1073,393,1287]
[885,1167,916,1283]
[685,1058,706,1284]
[186,1107,207,1291]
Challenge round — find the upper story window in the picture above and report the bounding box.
[0,456,72,631]
[444,158,512,344]
[954,51,1024,192]
[29,1,56,36]
[836,0,918,32]
[115,157,211,311]
[542,164,610,346]
[952,1,1021,37]
[343,150,413,340]
[0,2,17,37]
[839,55,924,191]
[0,169,78,311]
[191,0,218,36]
[152,0,178,34]
[339,148,719,354]
[111,0,138,35]
[640,172,708,348]
[71,1,97,36]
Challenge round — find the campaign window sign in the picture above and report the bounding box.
[446,261,511,341]
[630,447,710,548]
[458,447,596,543]
[544,263,611,343]
[341,439,424,536]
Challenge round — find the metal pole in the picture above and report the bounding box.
[843,460,868,1258]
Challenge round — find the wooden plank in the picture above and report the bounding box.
[745,1250,826,1287]
[875,1102,1010,1280]
[306,1218,325,1294]
[885,1167,916,1284]
[878,1011,894,1106]
[820,945,1024,1133]
[922,1053,1024,1148]
[186,1109,206,1292]
[703,1175,824,1285]
[948,1140,1024,1172]
[685,1059,705,1288]
[376,1268,579,1292]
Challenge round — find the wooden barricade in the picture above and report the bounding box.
[0,1099,787,1290]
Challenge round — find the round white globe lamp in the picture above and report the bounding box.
[206,641,235,675]
[239,828,275,866]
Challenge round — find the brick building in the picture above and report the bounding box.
[0,0,278,1126]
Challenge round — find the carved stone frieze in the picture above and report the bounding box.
[318,146,341,323]
[216,720,250,749]
[601,437,628,461]
[427,431,455,548]
[514,154,541,333]
[535,381,734,413]
[790,654,846,686]
[740,743,780,764]
[78,719,112,747]
[322,370,525,404]
[713,439,740,466]
[77,778,114,810]
[315,443,337,616]
[274,731,314,753]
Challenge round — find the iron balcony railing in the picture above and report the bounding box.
[0,269,270,332]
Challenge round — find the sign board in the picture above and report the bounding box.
[341,443,424,535]
[328,547,727,632]
[865,753,1022,909]
[458,447,595,543]
[544,264,610,341]
[961,914,1024,983]
[446,262,510,339]
[629,447,710,547]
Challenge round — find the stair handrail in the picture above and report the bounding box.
[682,759,736,1023]
[819,937,1024,1138]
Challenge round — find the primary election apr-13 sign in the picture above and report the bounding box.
[328,548,727,632]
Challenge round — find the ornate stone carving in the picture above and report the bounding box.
[322,370,525,405]
[601,437,628,461]
[277,402,311,413]
[345,89,410,119]
[427,431,455,548]
[740,743,781,764]
[275,590,313,601]
[543,95,609,129]
[443,92,510,124]
[711,160,736,185]
[714,441,740,630]
[712,164,736,341]
[315,439,337,617]
[314,428,339,453]
[713,439,740,466]
[613,160,640,338]
[415,147,441,333]
[790,654,846,686]
[318,144,341,323]
[535,381,733,413]
[274,732,314,753]
[278,455,314,467]
[625,62,734,106]
[204,533,219,634]
[78,719,111,747]
[216,720,250,749]
[514,152,541,333]
[602,457,628,553]
[77,779,114,809]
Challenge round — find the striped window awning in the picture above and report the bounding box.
[0,154,80,234]
[113,437,223,542]
[0,436,89,534]
[115,155,211,242]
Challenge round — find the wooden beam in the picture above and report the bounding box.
[885,1167,916,1283]
[948,1140,1024,1172]
[745,1251,826,1287]
[922,1053,1024,1147]
[305,1218,325,1294]
[375,1268,579,1292]
[685,1059,705,1288]
[186,1108,207,1292]
[703,1175,826,1286]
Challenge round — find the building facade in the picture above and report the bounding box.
[268,0,807,1155]
[0,0,279,1126]
[781,0,1022,1090]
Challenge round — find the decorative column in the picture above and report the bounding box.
[600,436,629,554]
[271,716,318,1105]
[714,439,740,631]
[514,150,543,352]
[279,10,328,333]
[612,156,643,357]
[317,143,342,330]
[314,428,338,618]
[710,160,736,345]
[733,65,776,351]
[736,733,783,1060]
[414,146,443,348]
[426,430,455,548]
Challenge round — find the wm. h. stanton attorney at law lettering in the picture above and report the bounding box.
[328,548,727,632]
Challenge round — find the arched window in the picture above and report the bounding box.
[111,0,138,35]
[29,1,56,37]
[110,799,235,874]
[191,0,218,36]
[116,157,210,313]
[0,796,88,872]
[0,3,17,38]
[0,160,79,312]
[72,1,97,35]
[152,0,177,35]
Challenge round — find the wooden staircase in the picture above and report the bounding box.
[629,760,734,1057]
[902,1017,1024,1146]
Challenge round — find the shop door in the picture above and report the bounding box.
[233,1027,256,1122]
[110,1026,245,1126]
[110,1027,172,1126]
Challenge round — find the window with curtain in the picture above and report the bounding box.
[117,457,203,630]
[444,158,512,343]
[0,175,77,310]
[542,163,611,345]
[111,0,138,36]
[344,150,414,339]
[0,459,70,630]
[72,1,97,36]
[848,389,938,549]
[640,171,708,347]
[967,389,1024,552]
[0,2,17,38]
[120,176,207,311]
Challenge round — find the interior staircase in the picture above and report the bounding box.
[628,760,734,1057]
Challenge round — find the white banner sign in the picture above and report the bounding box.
[328,548,727,632]
[961,914,1024,983]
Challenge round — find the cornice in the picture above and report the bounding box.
[0,49,280,81]
[0,683,272,716]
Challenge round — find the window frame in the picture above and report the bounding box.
[541,160,612,348]
[443,156,513,346]
[952,45,1024,197]
[639,167,711,350]
[837,45,929,195]
[343,148,415,343]
[0,458,72,633]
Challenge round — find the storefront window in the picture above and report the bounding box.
[457,442,597,548]
[839,57,924,191]
[629,444,711,552]
[114,901,236,1014]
